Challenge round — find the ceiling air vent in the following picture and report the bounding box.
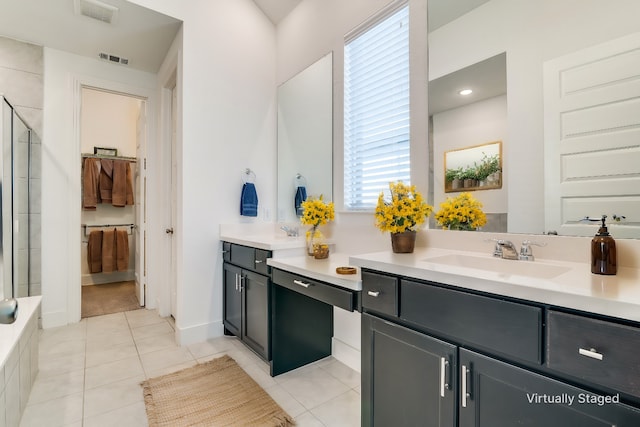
[98,52,129,66]
[74,0,119,24]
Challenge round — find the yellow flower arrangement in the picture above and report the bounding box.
[300,195,335,256]
[375,182,433,233]
[435,192,487,231]
[299,195,335,227]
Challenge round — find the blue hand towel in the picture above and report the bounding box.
[295,186,307,217]
[240,182,258,217]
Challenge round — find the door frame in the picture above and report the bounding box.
[153,47,181,320]
[70,75,155,323]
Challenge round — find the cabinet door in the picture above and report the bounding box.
[362,313,456,427]
[459,348,640,427]
[223,263,242,336]
[243,270,269,359]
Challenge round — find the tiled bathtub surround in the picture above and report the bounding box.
[0,296,41,427]
[20,309,360,426]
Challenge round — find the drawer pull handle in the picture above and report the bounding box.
[579,348,603,361]
[255,260,263,264]
[367,291,380,297]
[293,279,311,288]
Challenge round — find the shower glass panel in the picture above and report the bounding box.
[0,96,35,299]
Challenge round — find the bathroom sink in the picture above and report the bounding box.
[422,254,571,280]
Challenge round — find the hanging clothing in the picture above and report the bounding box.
[83,158,101,210]
[240,182,259,217]
[101,228,117,273]
[112,160,134,207]
[87,230,103,273]
[99,159,114,204]
[115,229,129,272]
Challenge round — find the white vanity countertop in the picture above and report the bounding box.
[0,296,41,369]
[268,253,362,291]
[220,232,307,251]
[350,248,640,323]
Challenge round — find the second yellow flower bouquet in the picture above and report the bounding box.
[435,192,487,231]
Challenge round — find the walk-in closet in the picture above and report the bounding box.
[80,87,145,318]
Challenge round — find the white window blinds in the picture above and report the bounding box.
[344,4,410,210]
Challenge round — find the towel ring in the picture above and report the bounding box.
[242,168,256,184]
[295,173,307,186]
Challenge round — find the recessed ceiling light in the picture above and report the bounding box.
[459,89,473,96]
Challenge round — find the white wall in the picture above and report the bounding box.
[127,0,277,344]
[42,48,156,327]
[429,0,640,233]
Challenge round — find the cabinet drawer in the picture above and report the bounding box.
[254,249,270,275]
[229,244,255,270]
[547,310,640,399]
[401,280,542,364]
[272,269,356,311]
[227,243,271,274]
[362,271,398,317]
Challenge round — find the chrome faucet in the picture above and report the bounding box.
[487,238,546,261]
[519,240,546,261]
[495,240,519,260]
[280,225,299,237]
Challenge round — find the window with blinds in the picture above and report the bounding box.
[344,3,410,210]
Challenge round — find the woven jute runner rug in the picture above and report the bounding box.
[141,355,296,426]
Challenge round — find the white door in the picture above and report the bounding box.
[544,32,640,237]
[170,85,178,318]
[135,101,147,306]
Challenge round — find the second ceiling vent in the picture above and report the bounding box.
[74,0,119,24]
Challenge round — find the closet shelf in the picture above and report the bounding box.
[82,153,137,162]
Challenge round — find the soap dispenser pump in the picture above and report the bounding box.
[591,215,617,275]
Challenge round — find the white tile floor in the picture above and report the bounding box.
[20,309,361,426]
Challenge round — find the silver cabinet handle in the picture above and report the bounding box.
[239,275,245,292]
[255,260,263,264]
[461,365,470,408]
[440,357,447,397]
[293,279,311,288]
[235,273,239,291]
[367,291,380,297]
[579,348,604,361]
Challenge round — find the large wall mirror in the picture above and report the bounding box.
[277,52,333,223]
[428,0,640,238]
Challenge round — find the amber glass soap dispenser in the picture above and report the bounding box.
[591,215,617,275]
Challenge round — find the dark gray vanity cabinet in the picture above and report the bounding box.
[361,268,640,427]
[458,348,640,427]
[222,242,270,360]
[362,313,457,427]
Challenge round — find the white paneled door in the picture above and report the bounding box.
[544,32,640,237]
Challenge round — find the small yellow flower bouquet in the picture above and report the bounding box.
[300,195,335,256]
[375,182,433,233]
[300,195,335,227]
[435,192,487,231]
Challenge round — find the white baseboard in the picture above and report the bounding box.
[332,337,361,373]
[41,310,70,329]
[175,319,224,346]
